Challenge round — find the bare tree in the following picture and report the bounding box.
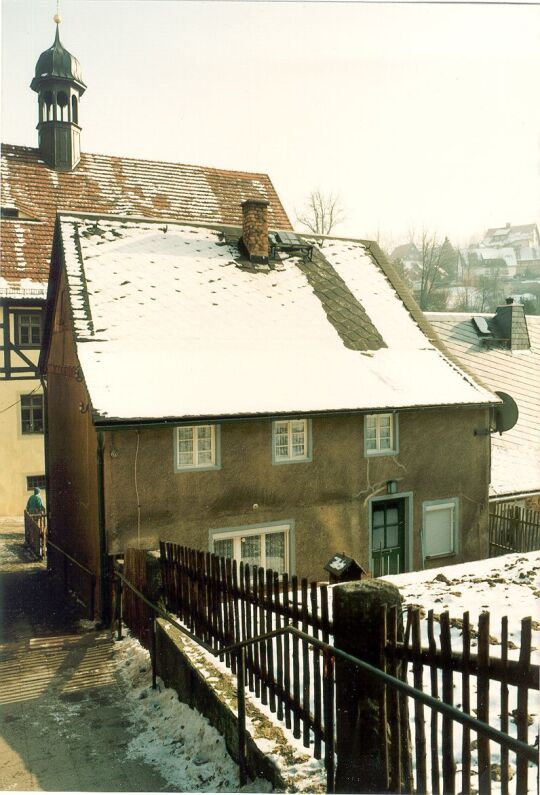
[296,190,345,237]
[416,230,457,310]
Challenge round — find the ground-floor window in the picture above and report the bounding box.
[210,523,290,575]
[422,498,458,558]
[26,475,46,491]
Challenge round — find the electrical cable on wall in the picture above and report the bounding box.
[134,429,141,549]
[0,384,40,415]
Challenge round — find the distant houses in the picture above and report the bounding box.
[391,223,540,313]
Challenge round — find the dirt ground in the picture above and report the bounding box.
[0,518,172,791]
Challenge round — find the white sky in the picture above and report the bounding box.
[1,0,539,248]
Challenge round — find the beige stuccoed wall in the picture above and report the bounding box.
[103,406,491,580]
[0,376,46,517]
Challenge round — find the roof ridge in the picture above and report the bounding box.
[0,141,278,181]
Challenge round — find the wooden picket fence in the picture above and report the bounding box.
[384,604,539,795]
[122,548,154,649]
[137,542,538,793]
[159,541,333,758]
[489,503,540,556]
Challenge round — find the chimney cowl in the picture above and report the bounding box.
[241,199,270,263]
[505,297,514,305]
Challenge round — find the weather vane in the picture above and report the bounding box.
[54,0,62,25]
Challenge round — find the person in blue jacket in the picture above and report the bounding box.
[26,487,44,514]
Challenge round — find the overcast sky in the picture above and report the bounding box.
[1,0,539,248]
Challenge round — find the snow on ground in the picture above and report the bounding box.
[385,551,540,791]
[385,550,540,663]
[113,632,272,793]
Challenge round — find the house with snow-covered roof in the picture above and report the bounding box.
[40,202,499,618]
[0,21,290,516]
[426,305,540,507]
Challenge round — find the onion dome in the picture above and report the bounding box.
[31,25,86,94]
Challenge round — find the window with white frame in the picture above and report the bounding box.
[212,524,290,575]
[16,312,42,347]
[273,419,311,463]
[422,499,458,558]
[174,425,220,471]
[364,413,397,455]
[21,394,44,434]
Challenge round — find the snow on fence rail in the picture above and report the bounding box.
[384,604,539,795]
[489,504,540,556]
[159,541,333,759]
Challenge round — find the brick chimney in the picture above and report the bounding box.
[494,298,531,350]
[241,199,269,263]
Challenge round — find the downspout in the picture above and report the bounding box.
[96,431,110,624]
[40,374,50,544]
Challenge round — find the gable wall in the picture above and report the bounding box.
[46,266,102,613]
[103,405,490,580]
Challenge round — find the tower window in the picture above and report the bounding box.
[44,91,54,121]
[71,95,78,124]
[57,91,68,121]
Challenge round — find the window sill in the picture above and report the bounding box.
[272,457,312,466]
[365,450,398,458]
[174,464,221,473]
[424,552,457,560]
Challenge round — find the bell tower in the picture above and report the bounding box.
[30,15,86,171]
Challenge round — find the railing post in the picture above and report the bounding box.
[323,648,335,793]
[237,647,248,787]
[115,576,123,641]
[89,575,95,621]
[333,580,408,794]
[63,553,68,594]
[149,614,157,690]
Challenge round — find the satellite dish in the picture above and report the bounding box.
[493,391,519,434]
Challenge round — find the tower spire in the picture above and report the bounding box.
[30,16,86,171]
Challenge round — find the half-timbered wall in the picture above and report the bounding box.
[0,299,46,515]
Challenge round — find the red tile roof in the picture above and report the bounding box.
[0,144,291,286]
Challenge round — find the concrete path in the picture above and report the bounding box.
[0,519,171,791]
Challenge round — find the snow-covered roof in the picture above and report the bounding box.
[51,215,497,423]
[427,311,540,498]
[482,223,539,248]
[0,143,291,292]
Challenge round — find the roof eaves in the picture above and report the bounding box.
[92,399,500,430]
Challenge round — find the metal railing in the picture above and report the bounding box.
[47,538,96,619]
[24,510,47,559]
[113,567,538,792]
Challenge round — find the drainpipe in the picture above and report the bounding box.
[96,431,111,624]
[40,374,50,551]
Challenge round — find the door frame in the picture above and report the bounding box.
[368,491,413,574]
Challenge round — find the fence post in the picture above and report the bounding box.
[332,579,408,794]
[236,647,247,787]
[149,615,157,690]
[115,576,123,641]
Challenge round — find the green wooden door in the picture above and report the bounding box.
[371,499,406,576]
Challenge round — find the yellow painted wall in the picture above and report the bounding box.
[0,376,46,516]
